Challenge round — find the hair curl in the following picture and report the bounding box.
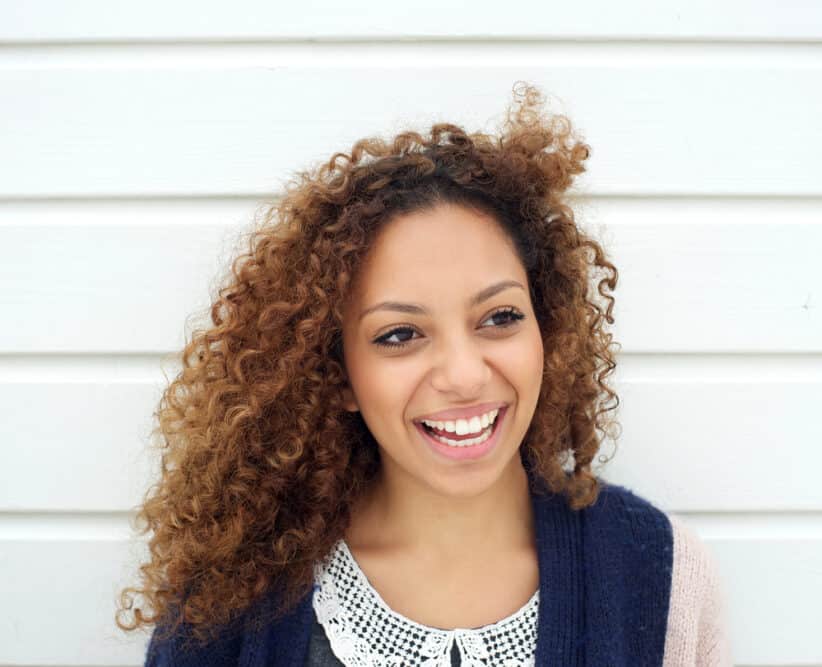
[115,81,621,649]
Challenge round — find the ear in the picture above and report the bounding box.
[340,384,359,413]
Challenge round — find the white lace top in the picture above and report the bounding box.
[311,539,540,667]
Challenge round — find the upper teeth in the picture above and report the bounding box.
[420,408,500,436]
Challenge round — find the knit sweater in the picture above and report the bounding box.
[144,475,733,666]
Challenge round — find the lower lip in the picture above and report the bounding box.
[414,406,508,461]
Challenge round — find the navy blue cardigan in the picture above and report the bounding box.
[144,476,673,666]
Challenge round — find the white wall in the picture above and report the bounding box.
[1,1,821,665]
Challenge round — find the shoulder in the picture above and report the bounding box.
[531,475,674,557]
[584,479,675,555]
[143,594,267,667]
[576,481,734,664]
[593,478,669,518]
[144,618,244,667]
[581,483,735,665]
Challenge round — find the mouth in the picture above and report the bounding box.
[413,405,509,461]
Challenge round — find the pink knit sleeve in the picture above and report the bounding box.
[662,514,734,666]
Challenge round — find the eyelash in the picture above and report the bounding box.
[372,307,526,350]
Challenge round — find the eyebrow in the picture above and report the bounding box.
[358,280,526,322]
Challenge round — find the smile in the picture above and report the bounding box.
[414,406,508,461]
[419,407,501,444]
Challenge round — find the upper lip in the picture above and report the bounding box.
[414,401,508,423]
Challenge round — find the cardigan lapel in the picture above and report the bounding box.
[579,481,674,666]
[530,475,674,666]
[530,475,586,666]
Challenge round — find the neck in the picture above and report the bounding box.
[347,455,535,560]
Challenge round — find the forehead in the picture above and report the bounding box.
[352,203,526,303]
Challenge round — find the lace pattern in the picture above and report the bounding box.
[311,540,539,667]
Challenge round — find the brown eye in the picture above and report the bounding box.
[481,307,525,329]
[373,326,420,349]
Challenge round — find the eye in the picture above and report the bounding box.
[373,326,419,349]
[372,307,525,350]
[481,306,525,330]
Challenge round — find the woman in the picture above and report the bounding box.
[117,82,732,666]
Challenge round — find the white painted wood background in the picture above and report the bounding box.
[1,1,821,665]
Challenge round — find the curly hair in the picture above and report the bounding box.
[115,81,621,649]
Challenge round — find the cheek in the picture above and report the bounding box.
[496,329,544,382]
[355,358,421,418]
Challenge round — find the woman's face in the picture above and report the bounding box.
[340,202,544,499]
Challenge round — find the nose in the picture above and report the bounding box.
[429,333,491,398]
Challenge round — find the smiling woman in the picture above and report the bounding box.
[117,81,731,666]
[339,203,545,504]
